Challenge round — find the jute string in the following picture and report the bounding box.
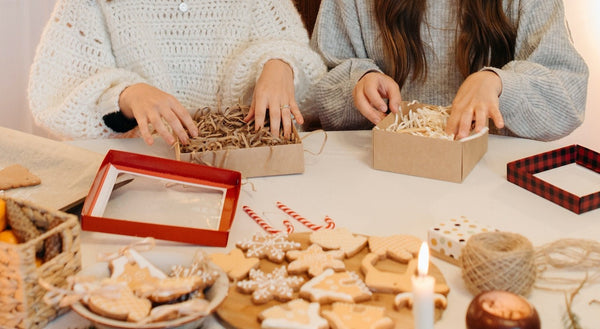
[461,232,536,296]
[461,232,600,296]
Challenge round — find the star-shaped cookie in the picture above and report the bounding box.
[209,248,260,280]
[286,244,346,277]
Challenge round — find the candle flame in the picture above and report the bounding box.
[417,242,429,276]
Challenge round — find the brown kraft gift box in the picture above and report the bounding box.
[372,101,488,183]
[176,125,304,178]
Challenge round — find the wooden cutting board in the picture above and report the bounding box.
[216,232,447,329]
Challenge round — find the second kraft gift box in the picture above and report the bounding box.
[81,150,241,247]
[372,101,488,183]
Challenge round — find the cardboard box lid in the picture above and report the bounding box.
[81,150,242,247]
[373,102,488,183]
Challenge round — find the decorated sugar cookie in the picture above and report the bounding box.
[87,282,152,323]
[299,268,372,304]
[286,244,346,277]
[258,299,328,329]
[321,302,394,329]
[237,232,301,263]
[309,227,367,257]
[237,266,304,304]
[109,249,167,293]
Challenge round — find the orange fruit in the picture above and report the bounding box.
[0,199,6,232]
[0,230,19,244]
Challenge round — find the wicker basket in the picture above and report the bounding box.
[0,196,81,329]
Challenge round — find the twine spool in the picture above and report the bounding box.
[461,232,536,296]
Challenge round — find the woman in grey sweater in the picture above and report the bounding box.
[308,0,588,141]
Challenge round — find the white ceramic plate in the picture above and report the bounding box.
[70,251,229,329]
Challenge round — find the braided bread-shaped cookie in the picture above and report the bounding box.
[6,199,43,252]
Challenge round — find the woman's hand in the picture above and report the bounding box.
[245,59,300,139]
[118,83,198,146]
[446,71,504,139]
[353,72,402,124]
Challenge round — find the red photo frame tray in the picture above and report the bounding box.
[81,150,241,246]
[507,144,600,214]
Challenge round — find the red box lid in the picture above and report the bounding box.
[81,150,241,246]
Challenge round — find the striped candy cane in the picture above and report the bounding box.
[243,205,294,234]
[276,201,335,231]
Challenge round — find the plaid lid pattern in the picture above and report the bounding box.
[507,145,600,214]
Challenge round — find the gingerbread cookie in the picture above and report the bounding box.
[86,282,152,322]
[361,252,449,295]
[258,299,328,329]
[309,228,367,257]
[286,244,345,277]
[144,298,211,323]
[299,268,372,304]
[321,302,394,329]
[368,234,422,263]
[0,164,41,190]
[109,249,167,292]
[170,251,219,293]
[137,276,206,303]
[237,266,304,304]
[209,248,260,281]
[5,199,43,251]
[237,232,301,263]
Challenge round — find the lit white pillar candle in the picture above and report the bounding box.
[412,242,435,329]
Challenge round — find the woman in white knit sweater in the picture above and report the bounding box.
[28,0,325,145]
[310,0,588,141]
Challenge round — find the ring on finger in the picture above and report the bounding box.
[280,104,290,110]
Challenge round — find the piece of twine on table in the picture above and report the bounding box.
[460,232,600,297]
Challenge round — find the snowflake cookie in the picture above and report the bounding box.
[286,244,346,277]
[237,266,304,304]
[237,232,301,263]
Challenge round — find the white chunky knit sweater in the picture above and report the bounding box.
[28,0,325,139]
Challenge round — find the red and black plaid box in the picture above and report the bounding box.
[507,145,600,214]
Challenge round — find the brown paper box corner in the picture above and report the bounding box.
[372,105,488,183]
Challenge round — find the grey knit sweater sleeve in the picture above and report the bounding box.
[486,0,588,141]
[309,0,589,141]
[308,0,383,130]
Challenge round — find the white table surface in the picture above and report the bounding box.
[44,130,600,329]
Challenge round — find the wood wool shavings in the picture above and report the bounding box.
[386,104,454,140]
[180,105,300,153]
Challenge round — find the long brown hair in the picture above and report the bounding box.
[374,0,516,88]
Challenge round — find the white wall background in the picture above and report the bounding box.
[0,1,597,148]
